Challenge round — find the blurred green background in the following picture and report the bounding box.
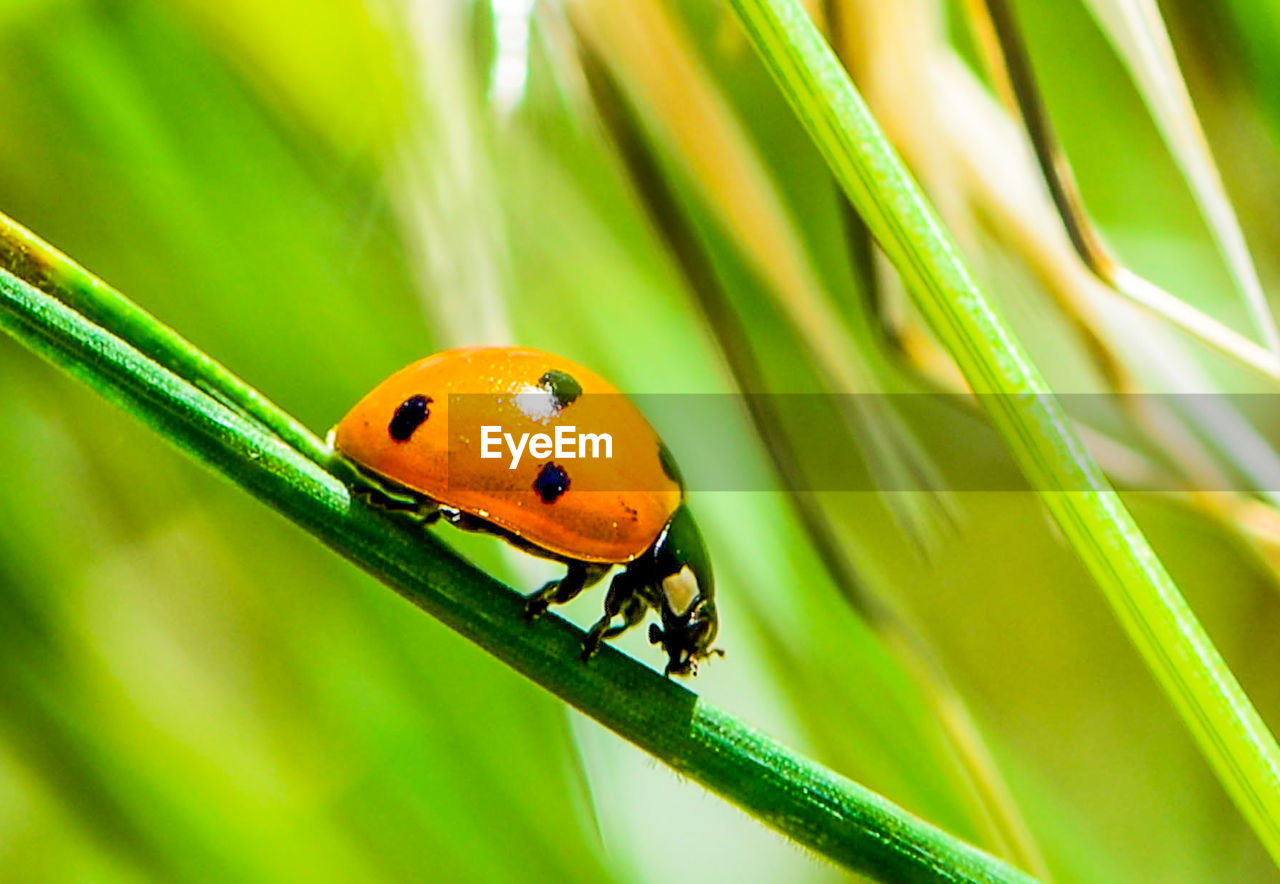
[3,0,1280,880]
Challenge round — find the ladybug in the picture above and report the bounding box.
[328,347,721,676]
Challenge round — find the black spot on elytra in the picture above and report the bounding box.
[538,370,582,410]
[658,440,684,490]
[533,462,570,503]
[389,394,432,441]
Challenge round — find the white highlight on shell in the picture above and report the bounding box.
[512,384,559,422]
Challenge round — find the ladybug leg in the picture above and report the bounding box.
[603,595,648,640]
[523,562,608,620]
[360,487,420,512]
[581,572,641,660]
[336,457,437,519]
[350,482,439,523]
[555,563,609,605]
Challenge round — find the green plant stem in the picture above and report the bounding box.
[726,0,1280,867]
[0,213,330,467]
[578,41,1047,876]
[0,263,1036,884]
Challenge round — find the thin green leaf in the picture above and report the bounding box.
[578,40,1048,875]
[726,0,1280,867]
[0,214,329,467]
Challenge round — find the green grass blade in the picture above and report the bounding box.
[726,0,1280,866]
[0,213,330,467]
[579,42,1047,874]
[0,261,1037,884]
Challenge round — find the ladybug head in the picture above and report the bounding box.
[644,505,723,676]
[649,597,721,677]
